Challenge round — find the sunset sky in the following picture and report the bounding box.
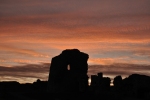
[0,0,150,84]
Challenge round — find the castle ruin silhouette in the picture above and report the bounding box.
[47,49,89,93]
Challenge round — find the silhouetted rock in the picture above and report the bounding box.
[122,74,150,99]
[113,75,123,91]
[0,81,20,92]
[90,75,98,88]
[47,49,89,93]
[33,79,48,92]
[90,72,111,96]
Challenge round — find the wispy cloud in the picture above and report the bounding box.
[0,0,150,43]
[0,63,150,83]
[88,63,150,79]
[0,63,50,83]
[0,45,50,58]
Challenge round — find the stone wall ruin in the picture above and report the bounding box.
[47,49,89,93]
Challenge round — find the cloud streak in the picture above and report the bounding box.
[88,63,150,79]
[0,45,49,58]
[0,63,50,83]
[0,63,150,83]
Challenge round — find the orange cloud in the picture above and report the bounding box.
[0,45,50,58]
[0,10,150,44]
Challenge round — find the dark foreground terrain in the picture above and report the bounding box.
[1,73,150,100]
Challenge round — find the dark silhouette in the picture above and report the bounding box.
[0,49,150,100]
[47,49,89,93]
[121,74,150,99]
[90,72,111,94]
[113,75,123,92]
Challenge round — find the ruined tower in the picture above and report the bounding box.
[47,49,89,93]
